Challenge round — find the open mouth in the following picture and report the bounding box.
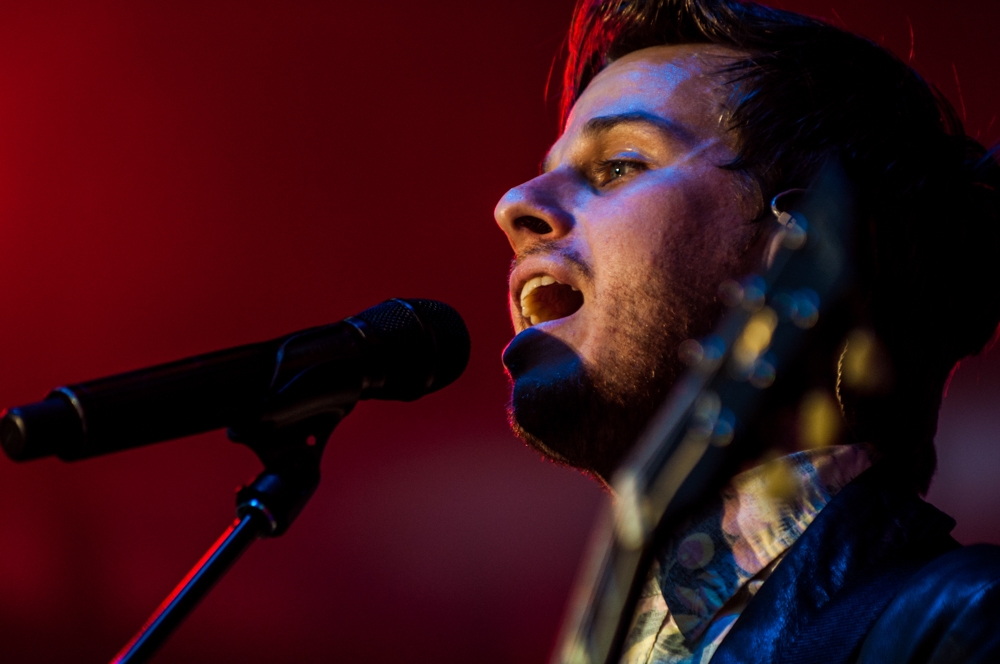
[519,275,585,326]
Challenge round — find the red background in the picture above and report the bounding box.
[0,1,996,662]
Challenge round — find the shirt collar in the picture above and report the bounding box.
[648,444,873,642]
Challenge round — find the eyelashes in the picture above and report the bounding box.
[590,158,649,188]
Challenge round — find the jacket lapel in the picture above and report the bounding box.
[710,462,958,664]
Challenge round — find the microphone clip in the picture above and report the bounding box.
[231,415,338,538]
[225,323,367,537]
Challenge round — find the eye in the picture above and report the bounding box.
[594,159,647,187]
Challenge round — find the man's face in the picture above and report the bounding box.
[495,45,765,481]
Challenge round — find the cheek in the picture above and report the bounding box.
[586,172,707,280]
[585,166,752,305]
[668,167,749,260]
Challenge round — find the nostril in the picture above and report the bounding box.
[515,216,553,235]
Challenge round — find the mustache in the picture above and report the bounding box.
[509,242,595,283]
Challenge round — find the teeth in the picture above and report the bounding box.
[519,274,584,326]
[521,276,559,315]
[520,275,559,311]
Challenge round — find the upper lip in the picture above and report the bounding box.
[509,256,586,321]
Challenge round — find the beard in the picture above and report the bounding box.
[503,273,719,482]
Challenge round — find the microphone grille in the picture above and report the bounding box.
[351,298,470,399]
[402,298,471,391]
[354,298,422,336]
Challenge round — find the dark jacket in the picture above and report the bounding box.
[709,463,1000,664]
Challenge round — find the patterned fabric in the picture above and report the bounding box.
[619,444,874,664]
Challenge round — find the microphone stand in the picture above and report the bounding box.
[110,418,337,664]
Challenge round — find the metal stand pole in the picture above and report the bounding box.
[108,417,337,664]
[111,513,265,664]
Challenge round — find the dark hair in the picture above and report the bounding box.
[562,0,1000,492]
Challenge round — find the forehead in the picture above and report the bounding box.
[556,44,738,153]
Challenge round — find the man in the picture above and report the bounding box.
[495,1,1000,662]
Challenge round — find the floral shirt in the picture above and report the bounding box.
[619,444,874,664]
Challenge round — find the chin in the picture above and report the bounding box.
[501,270,704,482]
[502,326,665,481]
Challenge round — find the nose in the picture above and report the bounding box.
[494,171,575,253]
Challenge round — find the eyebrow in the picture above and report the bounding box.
[541,111,696,174]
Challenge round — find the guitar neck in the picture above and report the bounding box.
[552,164,856,664]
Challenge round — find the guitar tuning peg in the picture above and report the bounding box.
[678,335,726,372]
[748,354,777,389]
[718,278,744,307]
[837,328,894,395]
[772,288,821,329]
[798,389,843,449]
[741,274,767,311]
[732,307,779,375]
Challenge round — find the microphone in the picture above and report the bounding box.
[0,298,470,462]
